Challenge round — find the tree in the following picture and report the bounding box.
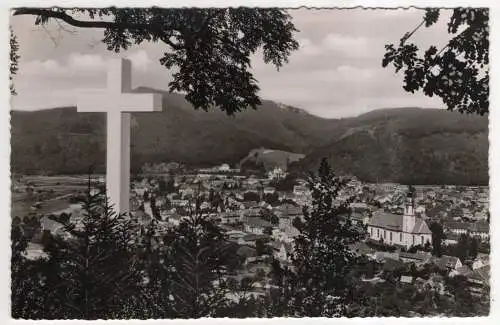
[263,192,280,205]
[429,221,445,257]
[161,209,235,317]
[273,174,296,192]
[455,234,470,262]
[11,8,298,114]
[383,8,489,115]
[274,158,363,317]
[469,236,479,259]
[255,239,267,256]
[12,188,147,319]
[243,191,260,202]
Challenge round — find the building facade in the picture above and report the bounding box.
[367,194,432,248]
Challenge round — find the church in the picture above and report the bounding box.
[367,193,432,248]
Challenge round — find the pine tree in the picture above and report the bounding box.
[11,219,49,318]
[430,222,445,257]
[13,186,146,319]
[147,192,237,318]
[274,158,364,316]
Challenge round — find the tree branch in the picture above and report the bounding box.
[12,8,181,49]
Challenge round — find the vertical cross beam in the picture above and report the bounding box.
[76,58,163,215]
[106,59,132,214]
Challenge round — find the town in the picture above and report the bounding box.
[12,160,490,315]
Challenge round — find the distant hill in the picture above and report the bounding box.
[10,87,338,175]
[239,148,305,171]
[10,91,488,185]
[291,108,488,185]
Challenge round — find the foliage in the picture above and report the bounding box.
[263,192,280,205]
[12,7,298,115]
[243,191,260,202]
[9,26,20,95]
[441,234,480,261]
[158,176,176,194]
[429,221,445,257]
[382,8,489,115]
[293,108,488,186]
[272,173,297,191]
[272,158,363,316]
[11,189,146,319]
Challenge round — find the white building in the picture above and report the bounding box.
[267,167,286,180]
[367,195,432,248]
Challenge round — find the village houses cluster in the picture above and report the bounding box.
[20,161,490,300]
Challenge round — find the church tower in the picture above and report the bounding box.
[402,191,416,233]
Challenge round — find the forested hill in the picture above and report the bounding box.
[290,108,488,185]
[10,88,338,175]
[10,89,488,185]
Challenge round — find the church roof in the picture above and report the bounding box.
[368,211,403,231]
[412,218,432,234]
[368,211,431,235]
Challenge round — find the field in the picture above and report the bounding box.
[11,175,104,219]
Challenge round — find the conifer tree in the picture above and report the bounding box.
[12,185,146,319]
[273,158,363,316]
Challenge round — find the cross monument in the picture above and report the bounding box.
[77,58,163,214]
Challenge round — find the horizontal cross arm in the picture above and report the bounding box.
[77,91,163,113]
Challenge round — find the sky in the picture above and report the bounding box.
[10,8,453,118]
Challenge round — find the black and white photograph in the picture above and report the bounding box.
[6,2,493,320]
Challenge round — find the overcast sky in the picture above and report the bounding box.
[10,8,452,118]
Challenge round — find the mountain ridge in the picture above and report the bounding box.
[10,91,488,185]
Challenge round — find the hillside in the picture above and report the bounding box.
[10,88,338,175]
[239,148,305,171]
[10,91,488,184]
[291,108,489,185]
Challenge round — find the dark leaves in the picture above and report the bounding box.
[13,7,298,115]
[382,8,489,115]
[10,27,20,95]
[424,8,440,27]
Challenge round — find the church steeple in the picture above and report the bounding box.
[402,190,416,233]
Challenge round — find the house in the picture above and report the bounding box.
[22,242,49,261]
[468,221,489,241]
[350,212,369,226]
[443,221,470,235]
[263,186,276,194]
[218,163,231,172]
[432,255,462,271]
[472,254,489,270]
[450,265,473,277]
[244,217,273,235]
[466,265,490,297]
[443,232,460,245]
[237,234,269,246]
[236,245,257,260]
[275,203,302,218]
[400,275,414,284]
[278,216,300,237]
[273,241,294,262]
[267,167,286,180]
[378,183,400,192]
[293,185,310,196]
[399,251,431,264]
[367,194,432,248]
[220,212,242,224]
[348,241,374,257]
[350,202,372,213]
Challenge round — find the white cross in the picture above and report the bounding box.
[77,58,162,214]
